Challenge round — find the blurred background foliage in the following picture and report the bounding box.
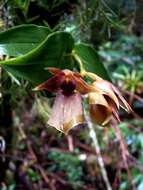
[0,0,143,190]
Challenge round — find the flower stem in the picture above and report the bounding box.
[72,52,86,75]
[85,114,112,190]
[72,51,103,81]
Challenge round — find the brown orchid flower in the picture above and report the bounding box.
[34,68,131,134]
[86,72,132,125]
[34,68,98,134]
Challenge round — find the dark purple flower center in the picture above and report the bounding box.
[60,79,76,96]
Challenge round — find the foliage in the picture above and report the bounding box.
[0,25,110,84]
[99,35,143,94]
[6,0,77,27]
[112,121,143,190]
[48,150,84,187]
[59,0,137,44]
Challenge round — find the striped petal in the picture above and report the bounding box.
[111,85,132,113]
[33,72,64,92]
[92,81,120,108]
[48,92,84,134]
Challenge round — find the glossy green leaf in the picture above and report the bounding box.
[74,43,110,81]
[0,24,51,57]
[0,30,74,84]
[0,25,109,85]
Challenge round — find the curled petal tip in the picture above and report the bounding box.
[46,67,62,74]
[32,87,39,91]
[85,71,103,81]
[102,116,111,126]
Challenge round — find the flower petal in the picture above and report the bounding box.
[47,67,62,75]
[48,92,84,134]
[92,81,120,108]
[89,92,112,125]
[85,71,103,81]
[107,98,120,123]
[33,73,64,92]
[74,74,99,95]
[111,85,132,113]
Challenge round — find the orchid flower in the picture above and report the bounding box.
[86,71,132,125]
[34,68,131,134]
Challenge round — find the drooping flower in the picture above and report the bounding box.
[34,67,98,134]
[34,68,131,134]
[86,71,132,125]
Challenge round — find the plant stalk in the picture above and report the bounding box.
[86,114,113,190]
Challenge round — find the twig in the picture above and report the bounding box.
[67,135,74,152]
[128,154,143,173]
[1,0,9,29]
[124,90,143,104]
[76,141,97,154]
[131,111,143,121]
[16,124,56,190]
[85,113,113,190]
[50,173,67,185]
[111,120,136,190]
[50,172,90,190]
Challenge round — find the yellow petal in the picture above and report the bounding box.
[85,71,103,81]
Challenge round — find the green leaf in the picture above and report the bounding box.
[74,43,111,81]
[0,24,51,56]
[0,29,74,84]
[0,25,109,85]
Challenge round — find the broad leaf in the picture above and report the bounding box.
[74,43,110,81]
[0,24,51,56]
[0,25,109,85]
[0,30,74,84]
